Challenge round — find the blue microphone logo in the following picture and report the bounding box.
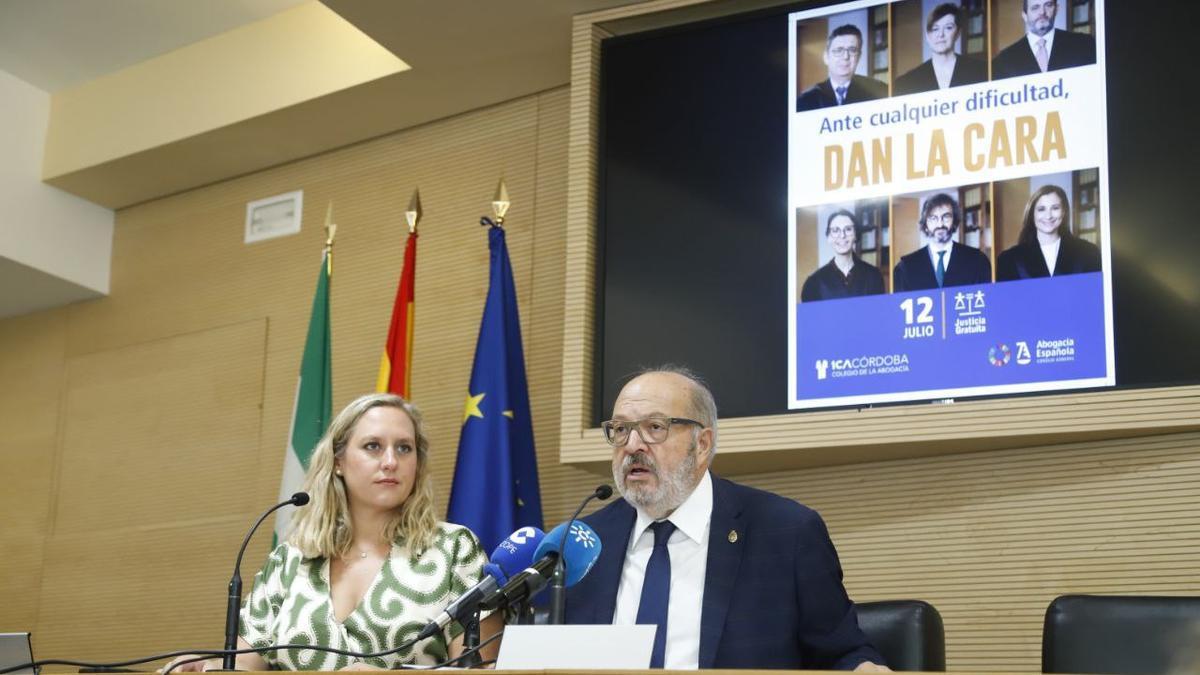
[509,526,538,545]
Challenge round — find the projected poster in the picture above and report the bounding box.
[787,0,1112,409]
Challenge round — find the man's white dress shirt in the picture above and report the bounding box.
[611,471,713,669]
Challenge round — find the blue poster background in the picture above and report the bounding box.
[795,273,1106,403]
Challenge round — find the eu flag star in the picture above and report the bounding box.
[463,392,485,423]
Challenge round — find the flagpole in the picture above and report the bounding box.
[324,202,336,276]
[480,178,510,229]
[376,189,422,398]
[406,188,422,234]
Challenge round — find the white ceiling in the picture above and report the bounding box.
[0,0,310,91]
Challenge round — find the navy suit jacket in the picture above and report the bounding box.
[564,476,883,670]
[992,29,1096,80]
[893,242,992,292]
[797,75,886,112]
[996,236,1102,281]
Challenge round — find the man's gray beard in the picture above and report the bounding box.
[613,443,698,519]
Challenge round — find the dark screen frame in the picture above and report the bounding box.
[593,0,1200,426]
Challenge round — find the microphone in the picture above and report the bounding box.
[414,526,546,642]
[478,519,602,611]
[217,492,309,671]
[548,485,613,623]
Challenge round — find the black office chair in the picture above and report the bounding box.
[1042,594,1200,674]
[856,600,946,671]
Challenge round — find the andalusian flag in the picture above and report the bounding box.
[446,222,543,552]
[375,230,417,397]
[274,228,334,545]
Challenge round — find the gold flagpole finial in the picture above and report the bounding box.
[491,178,510,225]
[405,188,422,234]
[324,202,337,248]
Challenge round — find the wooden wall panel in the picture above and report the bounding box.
[35,520,273,663]
[0,310,65,634]
[54,320,267,535]
[0,310,67,536]
[737,432,1200,671]
[0,534,45,634]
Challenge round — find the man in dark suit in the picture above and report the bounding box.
[992,0,1096,80]
[893,192,992,292]
[797,24,887,111]
[565,367,888,671]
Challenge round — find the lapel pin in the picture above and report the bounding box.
[728,530,738,543]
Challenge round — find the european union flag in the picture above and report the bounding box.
[447,224,543,552]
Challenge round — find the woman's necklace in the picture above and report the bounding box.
[349,542,387,561]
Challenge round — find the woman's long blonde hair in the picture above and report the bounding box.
[287,393,438,559]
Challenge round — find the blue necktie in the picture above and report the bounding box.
[835,85,848,105]
[935,250,946,287]
[636,520,676,668]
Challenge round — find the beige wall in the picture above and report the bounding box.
[1,83,1198,674]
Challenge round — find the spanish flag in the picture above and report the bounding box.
[376,229,417,398]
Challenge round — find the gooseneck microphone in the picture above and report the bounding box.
[548,485,612,623]
[217,492,310,671]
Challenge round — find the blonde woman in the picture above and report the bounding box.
[169,394,500,671]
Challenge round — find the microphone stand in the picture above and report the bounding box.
[547,566,568,623]
[513,598,535,624]
[458,610,482,668]
[547,485,612,624]
[214,493,309,671]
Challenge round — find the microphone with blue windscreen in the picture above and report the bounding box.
[536,520,603,586]
[479,520,602,611]
[484,526,546,584]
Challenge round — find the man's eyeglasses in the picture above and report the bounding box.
[828,47,861,58]
[601,417,703,447]
[925,213,955,225]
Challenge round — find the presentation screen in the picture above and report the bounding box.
[788,0,1111,409]
[596,0,1200,423]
